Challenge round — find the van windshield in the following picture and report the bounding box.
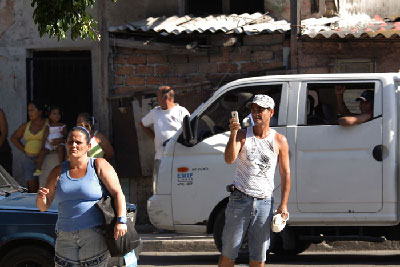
[196,84,282,141]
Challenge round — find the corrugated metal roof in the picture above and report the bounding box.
[109,13,400,39]
[109,13,290,36]
[301,14,400,39]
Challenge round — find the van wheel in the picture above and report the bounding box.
[0,245,53,267]
[212,206,270,260]
[213,207,225,252]
[270,231,311,256]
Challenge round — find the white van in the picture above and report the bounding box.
[147,73,400,255]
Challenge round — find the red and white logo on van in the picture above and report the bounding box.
[177,167,190,173]
[177,167,193,186]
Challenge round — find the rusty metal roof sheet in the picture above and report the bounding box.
[301,14,400,39]
[109,13,291,36]
[109,13,400,39]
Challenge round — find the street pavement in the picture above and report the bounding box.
[139,232,400,253]
[137,251,400,267]
[140,233,218,253]
[136,232,400,266]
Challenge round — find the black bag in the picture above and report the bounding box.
[95,195,141,257]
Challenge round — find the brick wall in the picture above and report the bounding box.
[298,40,400,74]
[111,33,287,107]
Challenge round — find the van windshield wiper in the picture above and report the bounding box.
[0,187,28,196]
[0,191,11,197]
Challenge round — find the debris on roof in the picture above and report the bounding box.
[109,13,290,36]
[109,13,400,39]
[301,14,400,39]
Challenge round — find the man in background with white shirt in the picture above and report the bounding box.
[140,86,190,160]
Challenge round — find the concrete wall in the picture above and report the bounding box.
[0,0,97,183]
[339,0,400,18]
[264,0,400,21]
[106,0,180,25]
[0,0,180,184]
[265,0,326,20]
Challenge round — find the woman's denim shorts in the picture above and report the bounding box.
[55,226,110,267]
[22,154,37,182]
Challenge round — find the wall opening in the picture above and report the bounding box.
[26,51,93,130]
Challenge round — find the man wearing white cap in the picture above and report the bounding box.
[219,94,291,267]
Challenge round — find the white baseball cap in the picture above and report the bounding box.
[246,94,275,110]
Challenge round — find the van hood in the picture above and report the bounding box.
[0,192,58,213]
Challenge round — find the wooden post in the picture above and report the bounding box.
[222,0,230,14]
[290,0,300,72]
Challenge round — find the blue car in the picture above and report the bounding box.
[0,165,139,267]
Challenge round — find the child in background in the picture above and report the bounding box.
[76,112,114,160]
[33,106,67,176]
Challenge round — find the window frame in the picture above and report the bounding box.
[195,82,288,141]
[298,80,382,126]
[333,59,375,73]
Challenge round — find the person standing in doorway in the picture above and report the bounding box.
[219,95,291,267]
[11,101,47,192]
[34,105,67,176]
[140,86,190,160]
[0,108,13,175]
[76,113,114,161]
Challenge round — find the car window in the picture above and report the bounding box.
[305,82,376,125]
[197,84,282,141]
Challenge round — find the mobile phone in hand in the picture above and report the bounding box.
[231,111,239,122]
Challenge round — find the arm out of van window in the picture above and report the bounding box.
[276,133,291,217]
[337,113,373,126]
[224,118,245,164]
[335,85,352,116]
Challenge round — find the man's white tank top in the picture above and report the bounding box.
[233,126,278,199]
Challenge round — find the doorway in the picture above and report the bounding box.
[26,51,92,130]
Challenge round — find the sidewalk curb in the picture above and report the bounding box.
[140,233,400,252]
[142,239,218,252]
[140,234,218,252]
[308,240,400,251]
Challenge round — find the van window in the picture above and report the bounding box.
[306,83,376,125]
[197,84,282,141]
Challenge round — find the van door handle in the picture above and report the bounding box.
[372,145,383,162]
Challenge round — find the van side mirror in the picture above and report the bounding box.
[179,115,198,147]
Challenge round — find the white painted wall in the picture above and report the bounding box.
[0,1,96,182]
[339,0,400,18]
[0,0,180,183]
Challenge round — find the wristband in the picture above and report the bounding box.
[117,216,127,224]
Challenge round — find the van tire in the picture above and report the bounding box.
[0,245,53,267]
[213,207,225,252]
[270,231,311,256]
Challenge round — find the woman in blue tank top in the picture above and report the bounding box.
[36,126,127,267]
